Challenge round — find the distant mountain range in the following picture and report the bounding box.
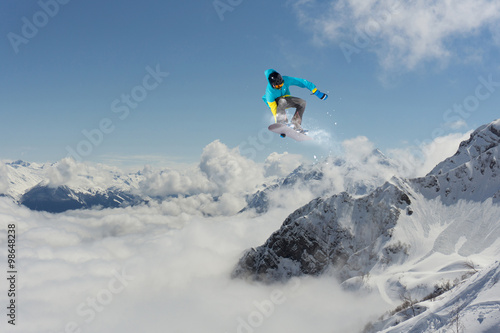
[1,140,405,214]
[241,148,403,214]
[20,184,144,213]
[0,160,145,213]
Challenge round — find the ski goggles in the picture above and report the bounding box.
[273,83,284,89]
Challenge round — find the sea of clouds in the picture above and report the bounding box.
[0,197,390,333]
[0,132,469,333]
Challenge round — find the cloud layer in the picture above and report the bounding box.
[388,131,472,177]
[0,197,388,333]
[0,129,474,333]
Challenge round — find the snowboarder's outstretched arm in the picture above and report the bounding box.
[285,76,316,92]
[285,76,328,100]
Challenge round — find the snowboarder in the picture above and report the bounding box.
[262,69,327,133]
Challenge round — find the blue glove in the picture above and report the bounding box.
[313,89,328,100]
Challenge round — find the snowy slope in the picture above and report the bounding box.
[0,160,46,201]
[361,184,500,332]
[372,261,500,333]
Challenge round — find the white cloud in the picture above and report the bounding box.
[342,136,375,162]
[44,158,121,189]
[334,132,470,179]
[139,165,212,197]
[199,140,265,195]
[128,140,306,217]
[264,152,304,177]
[139,140,266,198]
[418,131,473,174]
[45,157,76,186]
[292,0,500,71]
[446,119,468,130]
[388,131,472,177]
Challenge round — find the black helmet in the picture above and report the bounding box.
[268,72,284,88]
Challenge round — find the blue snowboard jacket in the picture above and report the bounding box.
[262,69,317,121]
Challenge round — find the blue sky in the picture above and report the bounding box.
[2,0,500,168]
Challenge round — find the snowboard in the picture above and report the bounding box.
[268,123,312,141]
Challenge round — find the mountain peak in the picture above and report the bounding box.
[411,119,500,204]
[429,118,500,176]
[7,160,31,168]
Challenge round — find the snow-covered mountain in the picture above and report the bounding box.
[20,184,144,213]
[0,160,46,201]
[232,179,414,282]
[413,119,500,204]
[233,119,500,332]
[0,144,404,215]
[241,148,403,214]
[0,159,146,213]
[368,261,500,332]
